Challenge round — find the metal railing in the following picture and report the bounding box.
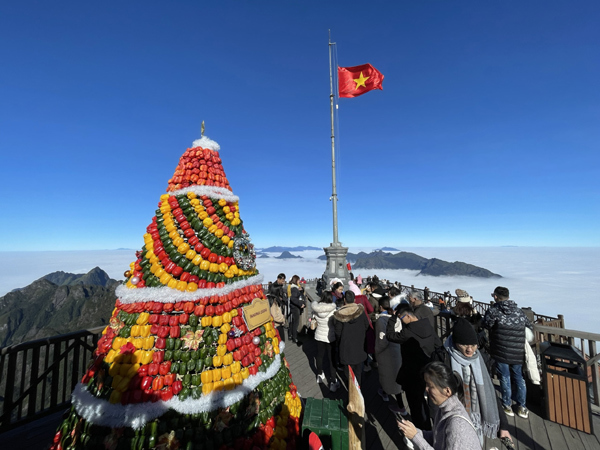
[0,326,104,432]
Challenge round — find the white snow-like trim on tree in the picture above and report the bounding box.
[71,341,286,429]
[191,136,220,151]
[170,185,239,203]
[116,274,264,304]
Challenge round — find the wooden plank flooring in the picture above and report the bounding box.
[286,319,600,449]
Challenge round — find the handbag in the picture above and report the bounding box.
[310,314,318,331]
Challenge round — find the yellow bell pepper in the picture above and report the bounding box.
[130,325,140,337]
[140,325,151,338]
[104,349,117,364]
[160,273,171,285]
[212,355,223,367]
[201,370,213,384]
[143,337,155,350]
[218,263,228,273]
[172,236,184,247]
[221,366,231,380]
[111,337,125,350]
[223,377,235,390]
[212,368,222,381]
[241,367,250,379]
[176,280,188,291]
[202,382,214,396]
[186,192,197,200]
[218,199,227,206]
[265,322,273,332]
[167,279,178,289]
[177,242,190,254]
[208,224,218,234]
[201,317,212,327]
[213,380,224,392]
[218,333,227,345]
[137,312,150,325]
[141,350,154,364]
[192,255,203,266]
[187,283,198,292]
[165,222,176,232]
[212,316,223,328]
[221,236,230,245]
[127,363,140,378]
[230,361,241,374]
[131,350,143,364]
[216,345,227,357]
[119,363,132,376]
[220,323,231,334]
[209,263,219,273]
[215,229,224,238]
[231,309,238,317]
[200,260,210,271]
[109,363,121,377]
[233,372,243,385]
[109,390,122,404]
[203,218,213,228]
[223,353,233,366]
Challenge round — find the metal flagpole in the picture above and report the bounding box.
[328,31,339,245]
[322,30,349,285]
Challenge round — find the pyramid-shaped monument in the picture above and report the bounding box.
[50,137,301,450]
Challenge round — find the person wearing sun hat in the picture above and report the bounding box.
[451,288,484,345]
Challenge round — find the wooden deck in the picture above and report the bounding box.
[285,329,600,450]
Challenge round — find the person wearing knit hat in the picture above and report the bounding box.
[440,318,515,449]
[451,289,484,345]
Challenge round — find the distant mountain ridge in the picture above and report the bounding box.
[275,251,302,259]
[350,250,501,278]
[0,268,119,347]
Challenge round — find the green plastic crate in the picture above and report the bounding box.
[301,398,349,450]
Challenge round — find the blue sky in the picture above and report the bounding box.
[1,1,598,251]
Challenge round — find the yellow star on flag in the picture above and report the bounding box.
[353,72,370,89]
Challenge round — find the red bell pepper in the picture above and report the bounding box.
[157,326,170,338]
[141,376,153,390]
[169,315,179,327]
[183,302,194,314]
[164,373,175,386]
[150,324,160,335]
[234,337,242,348]
[249,365,258,376]
[163,303,174,313]
[215,305,225,316]
[164,262,176,274]
[205,305,215,316]
[226,340,236,352]
[233,350,242,361]
[159,315,169,326]
[172,380,183,395]
[138,365,149,377]
[174,301,184,311]
[224,301,233,312]
[170,326,180,338]
[172,266,183,277]
[148,363,159,376]
[161,386,174,402]
[254,356,262,366]
[207,282,215,289]
[155,337,166,349]
[180,272,190,282]
[242,356,252,367]
[152,351,164,364]
[179,313,190,324]
[200,248,211,259]
[159,361,172,376]
[194,305,205,316]
[189,275,199,284]
[149,314,160,324]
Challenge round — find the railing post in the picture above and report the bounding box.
[589,340,600,407]
[27,346,40,419]
[1,351,17,431]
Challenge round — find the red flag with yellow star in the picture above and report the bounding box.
[338,63,384,98]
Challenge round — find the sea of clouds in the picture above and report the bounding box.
[1,247,598,334]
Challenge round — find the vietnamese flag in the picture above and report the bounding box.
[338,63,384,98]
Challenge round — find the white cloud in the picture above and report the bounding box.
[1,247,597,334]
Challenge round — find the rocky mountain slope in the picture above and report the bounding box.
[0,267,119,347]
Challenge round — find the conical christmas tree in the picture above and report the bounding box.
[51,137,301,450]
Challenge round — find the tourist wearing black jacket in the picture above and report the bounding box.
[483,286,533,419]
[386,305,442,431]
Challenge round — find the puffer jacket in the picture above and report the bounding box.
[312,301,336,343]
[483,300,532,365]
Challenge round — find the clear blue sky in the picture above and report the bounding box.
[1,1,598,251]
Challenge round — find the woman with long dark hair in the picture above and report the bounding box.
[288,275,305,344]
[398,362,481,450]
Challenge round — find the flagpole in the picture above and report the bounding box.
[322,31,349,285]
[328,31,339,246]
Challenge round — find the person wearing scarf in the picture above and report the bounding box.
[445,319,503,446]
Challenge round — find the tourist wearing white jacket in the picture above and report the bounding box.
[312,296,339,391]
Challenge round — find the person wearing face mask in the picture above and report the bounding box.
[398,362,481,450]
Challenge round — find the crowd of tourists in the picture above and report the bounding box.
[267,273,537,450]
